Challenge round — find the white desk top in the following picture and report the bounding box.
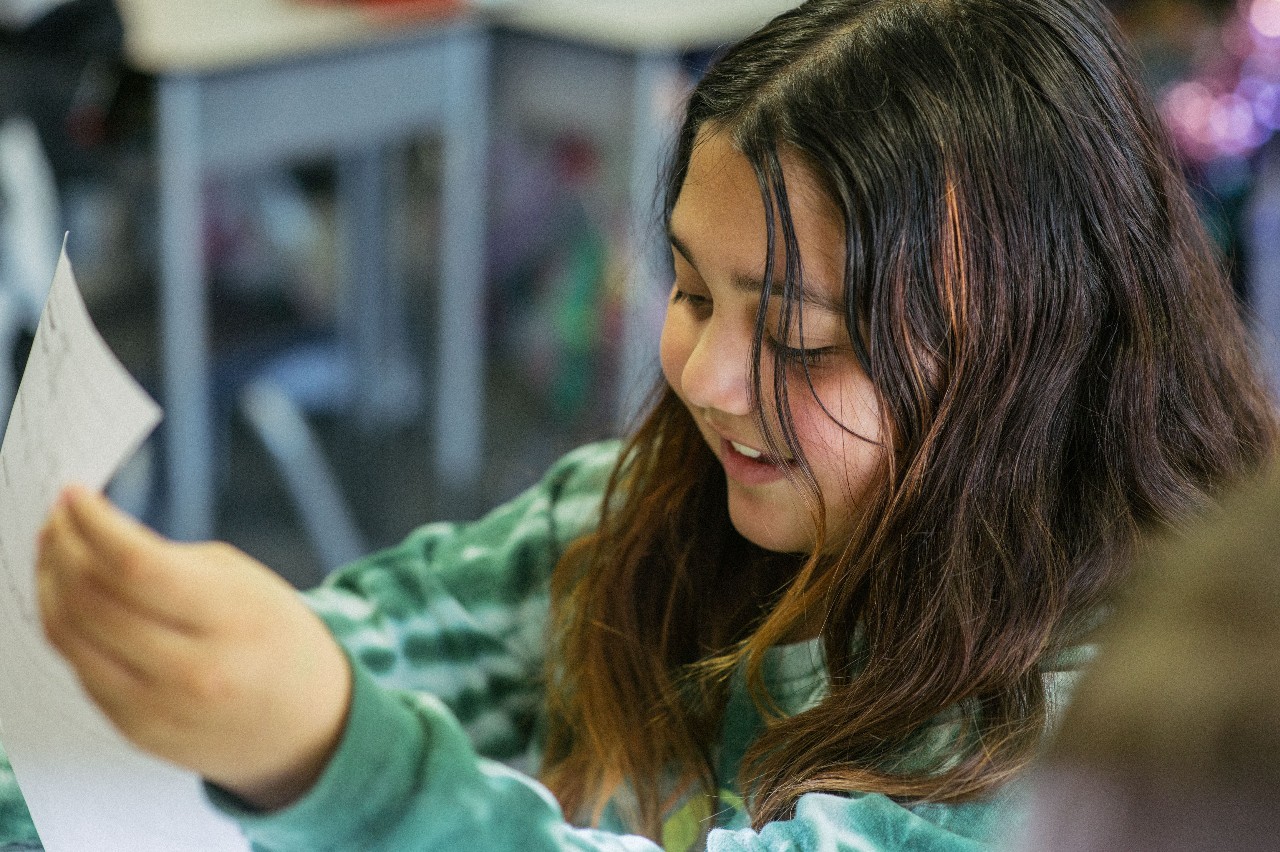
[492,0,801,53]
[115,0,473,74]
[116,0,801,73]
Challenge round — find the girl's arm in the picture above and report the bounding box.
[304,440,621,763]
[33,438,1004,849]
[218,656,1002,851]
[37,484,352,810]
[34,441,620,811]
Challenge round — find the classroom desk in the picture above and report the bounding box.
[492,0,799,423]
[115,0,490,540]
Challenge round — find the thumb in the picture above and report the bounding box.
[59,484,166,564]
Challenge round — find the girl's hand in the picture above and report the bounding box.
[35,485,352,812]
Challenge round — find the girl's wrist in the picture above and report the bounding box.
[218,635,353,812]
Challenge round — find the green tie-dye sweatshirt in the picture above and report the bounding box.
[0,441,1081,851]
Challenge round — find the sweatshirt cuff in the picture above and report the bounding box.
[206,653,427,851]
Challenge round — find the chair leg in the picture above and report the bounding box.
[238,377,366,573]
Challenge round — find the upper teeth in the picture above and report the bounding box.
[731,441,763,459]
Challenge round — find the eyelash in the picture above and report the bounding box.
[670,288,712,318]
[674,288,836,367]
[768,338,838,368]
[671,288,707,306]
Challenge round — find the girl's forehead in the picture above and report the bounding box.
[673,129,847,310]
[682,128,834,212]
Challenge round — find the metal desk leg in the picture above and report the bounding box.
[157,75,215,541]
[338,146,387,427]
[337,146,419,429]
[436,30,490,489]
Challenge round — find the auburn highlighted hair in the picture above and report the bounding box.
[541,0,1278,842]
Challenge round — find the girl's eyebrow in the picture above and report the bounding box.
[668,229,845,314]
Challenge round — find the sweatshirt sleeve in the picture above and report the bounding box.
[0,749,39,849]
[213,661,1012,852]
[0,442,619,851]
[206,440,1014,851]
[302,440,620,762]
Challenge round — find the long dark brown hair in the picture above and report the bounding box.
[541,0,1278,842]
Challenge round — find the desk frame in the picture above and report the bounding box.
[155,22,489,540]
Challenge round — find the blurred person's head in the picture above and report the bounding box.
[1018,462,1280,850]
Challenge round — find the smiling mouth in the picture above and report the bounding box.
[718,436,791,485]
[724,438,792,466]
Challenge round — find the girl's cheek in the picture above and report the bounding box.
[789,373,885,467]
[659,311,690,394]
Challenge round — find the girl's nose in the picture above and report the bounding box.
[681,322,754,417]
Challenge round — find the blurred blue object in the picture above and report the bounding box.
[0,116,61,433]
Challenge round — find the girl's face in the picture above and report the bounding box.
[660,130,885,554]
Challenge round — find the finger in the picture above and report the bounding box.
[38,556,212,763]
[53,569,200,688]
[39,503,201,665]
[60,484,166,565]
[57,486,204,631]
[50,618,161,742]
[37,498,95,585]
[37,552,150,694]
[40,490,190,634]
[36,538,76,653]
[36,501,115,641]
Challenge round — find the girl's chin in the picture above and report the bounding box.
[727,497,813,554]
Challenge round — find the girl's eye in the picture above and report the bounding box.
[671,288,712,315]
[769,338,838,368]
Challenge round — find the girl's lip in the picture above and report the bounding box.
[718,437,789,486]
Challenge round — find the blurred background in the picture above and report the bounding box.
[0,0,1276,588]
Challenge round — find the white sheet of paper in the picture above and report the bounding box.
[0,248,250,851]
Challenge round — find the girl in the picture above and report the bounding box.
[4,0,1277,849]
